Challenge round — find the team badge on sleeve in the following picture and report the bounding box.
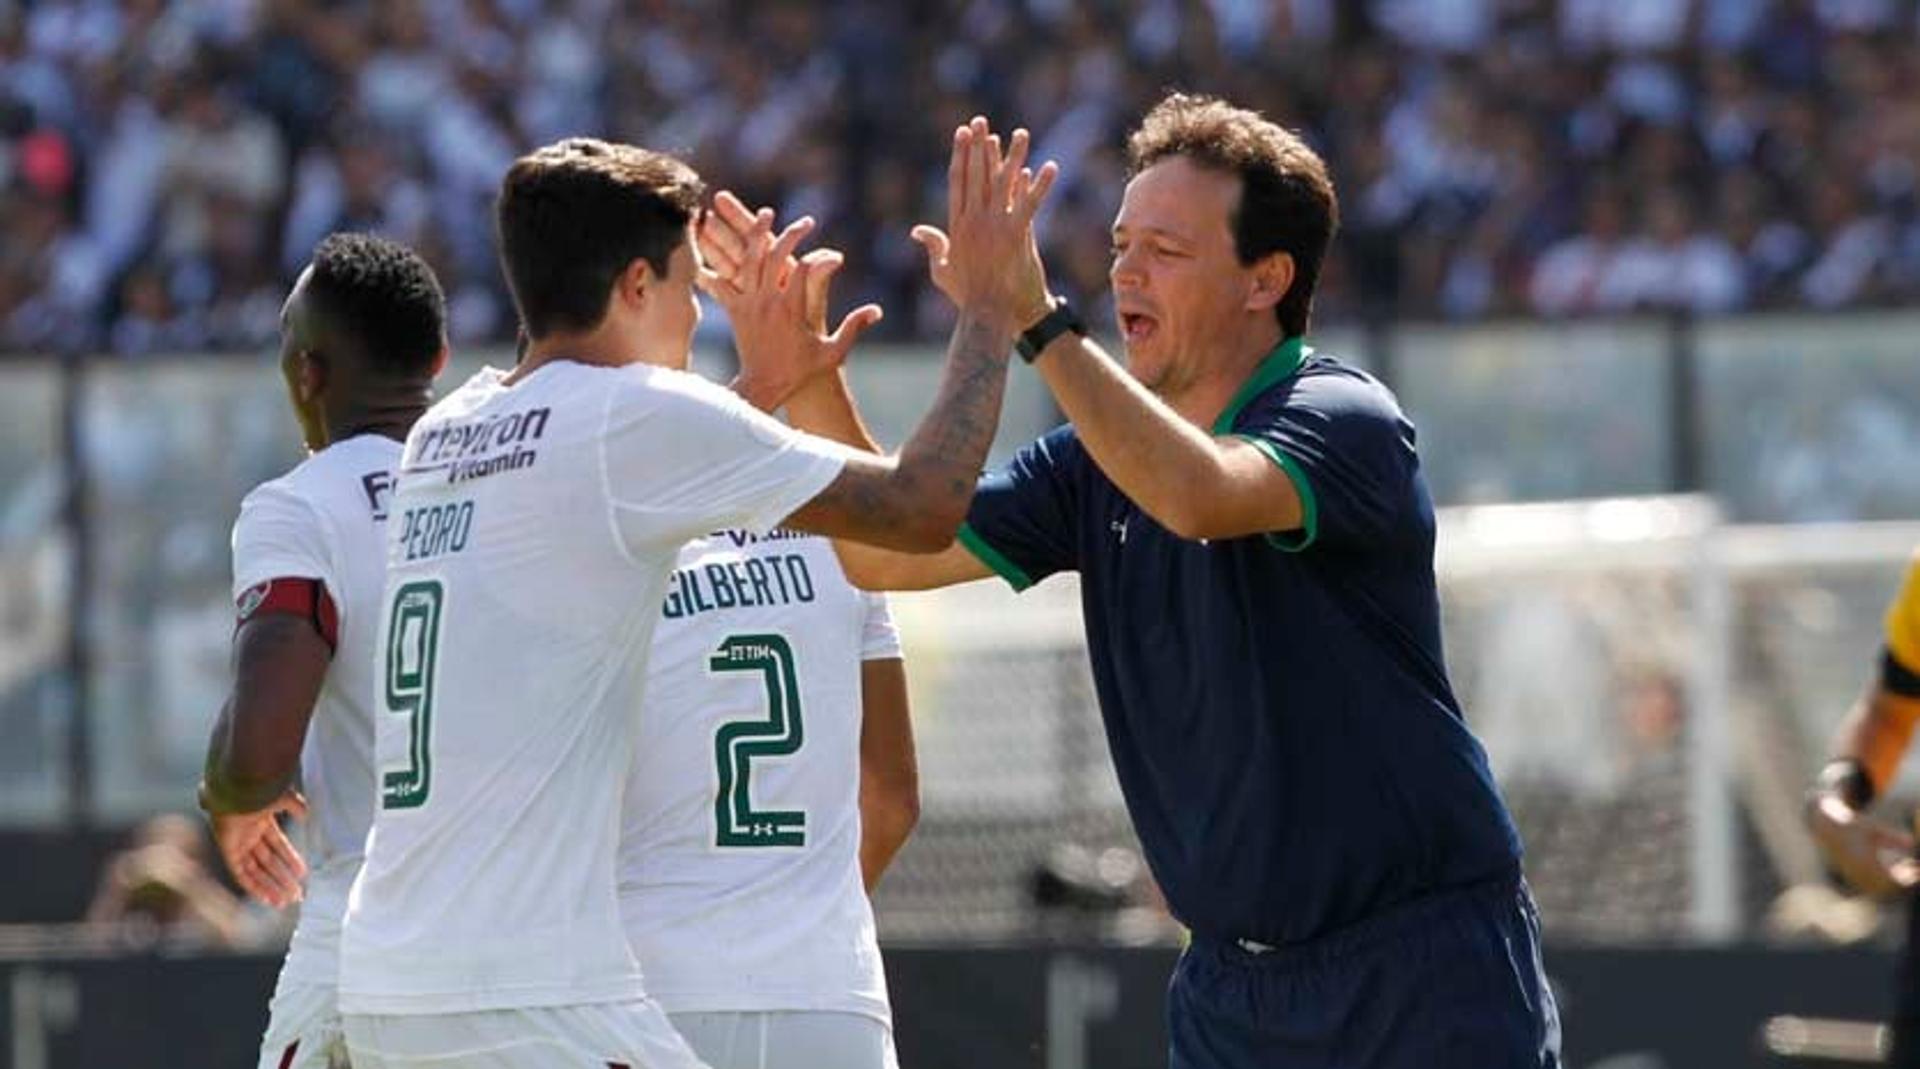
[237,581,273,622]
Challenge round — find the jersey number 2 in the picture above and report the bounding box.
[710,633,805,847]
[382,579,443,810]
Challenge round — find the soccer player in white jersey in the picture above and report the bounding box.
[198,232,449,1069]
[337,131,1055,1068]
[621,383,917,1067]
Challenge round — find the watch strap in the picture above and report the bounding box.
[1015,299,1086,363]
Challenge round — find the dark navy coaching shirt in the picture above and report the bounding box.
[959,337,1523,947]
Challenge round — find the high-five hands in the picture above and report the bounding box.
[696,115,1061,408]
[697,191,883,411]
[912,116,1059,332]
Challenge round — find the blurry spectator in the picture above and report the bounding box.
[7,0,1920,354]
[1717,170,1808,303]
[355,0,447,134]
[157,76,284,264]
[1601,188,1746,313]
[1800,178,1891,309]
[108,263,196,355]
[1561,0,1688,53]
[1530,185,1629,315]
[281,127,432,275]
[84,813,248,949]
[2,191,104,350]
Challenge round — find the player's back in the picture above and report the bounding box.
[340,360,845,1017]
[231,433,399,983]
[619,530,893,1024]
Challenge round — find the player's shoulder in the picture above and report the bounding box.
[502,360,754,429]
[236,469,310,526]
[419,366,514,425]
[238,437,400,547]
[1020,421,1089,469]
[1241,348,1406,430]
[619,362,751,415]
[275,433,398,503]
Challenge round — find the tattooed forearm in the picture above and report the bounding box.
[793,313,1012,551]
[913,316,1005,465]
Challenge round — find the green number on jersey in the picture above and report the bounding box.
[382,579,443,810]
[710,633,806,847]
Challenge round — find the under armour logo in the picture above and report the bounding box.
[1111,517,1129,544]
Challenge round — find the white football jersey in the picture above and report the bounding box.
[339,362,846,1016]
[619,530,901,1023]
[229,433,400,988]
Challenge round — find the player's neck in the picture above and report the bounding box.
[1173,321,1286,429]
[327,393,430,445]
[510,324,643,384]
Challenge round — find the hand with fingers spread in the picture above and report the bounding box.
[697,191,883,412]
[209,788,310,908]
[913,116,1060,333]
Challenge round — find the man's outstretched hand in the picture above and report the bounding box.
[912,116,1059,333]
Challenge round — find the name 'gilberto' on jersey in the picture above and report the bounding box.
[660,550,818,620]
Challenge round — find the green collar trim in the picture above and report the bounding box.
[1210,336,1307,435]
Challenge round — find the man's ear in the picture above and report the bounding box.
[1246,250,1295,314]
[295,350,328,404]
[431,344,451,377]
[616,257,656,314]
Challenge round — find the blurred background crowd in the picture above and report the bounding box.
[3,0,1920,356]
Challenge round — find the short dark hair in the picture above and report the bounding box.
[495,138,706,339]
[306,232,447,376]
[1126,93,1339,338]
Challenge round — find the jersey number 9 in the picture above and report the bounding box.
[382,580,444,810]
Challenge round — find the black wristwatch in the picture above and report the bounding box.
[1015,297,1087,364]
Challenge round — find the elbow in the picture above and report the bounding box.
[874,782,921,839]
[893,785,922,836]
[883,500,965,554]
[1159,512,1209,543]
[894,521,958,555]
[1153,492,1217,543]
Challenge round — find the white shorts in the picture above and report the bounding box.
[257,978,350,1069]
[342,1001,709,1069]
[667,1011,897,1069]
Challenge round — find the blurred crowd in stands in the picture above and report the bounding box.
[2,0,1919,355]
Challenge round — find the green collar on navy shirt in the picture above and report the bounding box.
[1210,335,1307,435]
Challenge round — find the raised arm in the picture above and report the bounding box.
[1023,335,1304,542]
[704,118,1059,560]
[904,118,1304,543]
[784,354,992,589]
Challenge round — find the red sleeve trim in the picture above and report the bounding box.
[236,578,338,653]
